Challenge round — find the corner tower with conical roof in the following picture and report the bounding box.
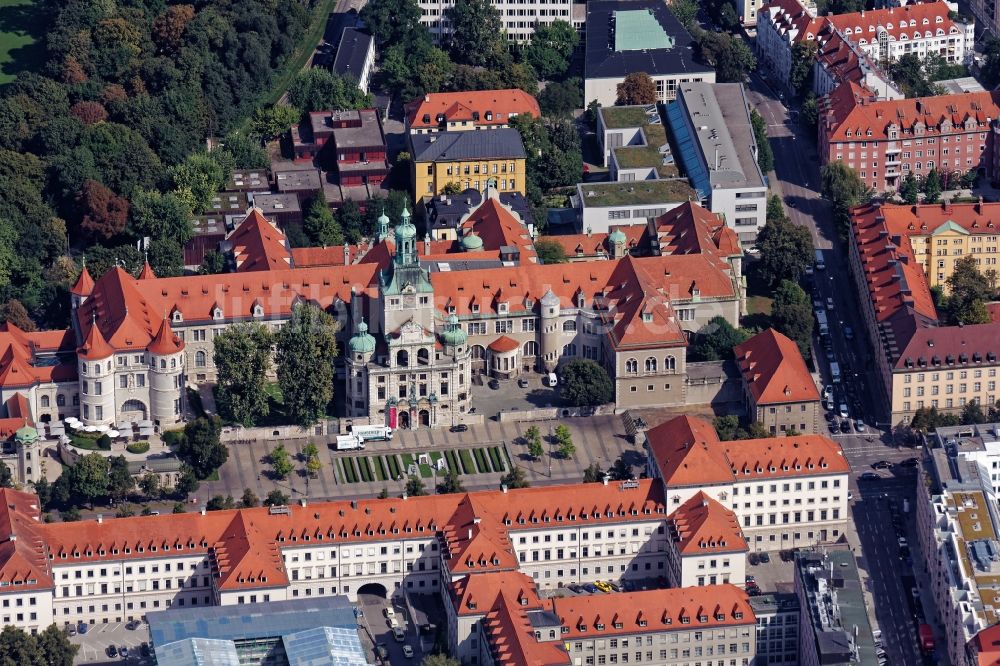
[77,316,116,426]
[148,316,185,427]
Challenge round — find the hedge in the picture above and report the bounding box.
[126,442,150,454]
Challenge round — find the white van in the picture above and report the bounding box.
[547,372,558,387]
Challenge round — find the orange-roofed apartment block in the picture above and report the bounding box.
[404,90,540,135]
[734,328,822,435]
[819,83,1000,193]
[645,414,850,551]
[849,200,1000,425]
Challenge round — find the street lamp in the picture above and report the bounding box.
[548,426,554,477]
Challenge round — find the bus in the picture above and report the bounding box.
[918,624,935,654]
[350,425,394,442]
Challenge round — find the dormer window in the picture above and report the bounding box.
[212,307,222,320]
[498,303,508,314]
[252,304,264,317]
[172,311,183,323]
[447,306,456,314]
[595,623,605,630]
[472,304,480,313]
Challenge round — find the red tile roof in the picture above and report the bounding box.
[227,209,293,272]
[71,265,94,297]
[647,415,849,486]
[975,623,1000,666]
[450,570,541,617]
[459,195,537,262]
[481,592,570,666]
[0,489,52,592]
[654,202,741,258]
[554,585,755,639]
[0,325,77,389]
[77,318,114,360]
[734,328,820,405]
[138,261,156,280]
[488,336,519,353]
[826,2,962,46]
[821,84,999,144]
[147,316,184,356]
[668,492,747,555]
[538,225,646,258]
[406,90,540,131]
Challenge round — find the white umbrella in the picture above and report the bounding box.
[107,430,120,438]
[95,424,109,433]
[84,425,98,433]
[59,435,70,444]
[65,417,79,425]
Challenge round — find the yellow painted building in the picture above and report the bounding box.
[907,219,1000,291]
[409,128,527,203]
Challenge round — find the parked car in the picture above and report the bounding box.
[844,325,854,340]
[384,607,396,620]
[402,645,414,658]
[826,297,835,310]
[859,472,882,482]
[119,646,128,658]
[838,403,849,418]
[567,584,585,594]
[594,581,613,593]
[449,424,468,433]
[822,385,833,400]
[376,643,389,660]
[748,553,760,566]
[758,552,771,563]
[854,419,867,432]
[141,643,151,657]
[583,583,600,594]
[393,626,406,642]
[126,619,141,630]
[900,457,919,467]
[106,646,118,658]
[872,460,893,470]
[488,378,500,390]
[839,419,852,433]
[517,378,529,388]
[607,581,621,593]
[77,623,88,635]
[745,575,756,584]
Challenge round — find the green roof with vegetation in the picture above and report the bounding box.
[600,106,650,129]
[612,122,678,176]
[578,179,697,207]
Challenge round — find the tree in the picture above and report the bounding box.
[446,0,508,68]
[962,400,987,425]
[789,41,818,96]
[0,461,12,488]
[560,359,614,406]
[436,468,465,494]
[176,416,228,479]
[176,465,200,496]
[525,426,544,459]
[214,323,273,427]
[172,502,186,513]
[276,303,340,427]
[616,72,656,105]
[288,69,373,113]
[821,161,872,237]
[524,20,579,80]
[264,489,290,507]
[170,152,230,213]
[668,0,698,29]
[200,250,227,275]
[36,623,79,666]
[942,256,994,325]
[77,179,129,239]
[771,282,815,359]
[361,0,424,47]
[583,463,604,483]
[554,424,575,458]
[115,504,136,518]
[240,488,260,508]
[0,625,46,666]
[421,655,460,666]
[207,495,236,511]
[406,474,427,496]
[152,4,196,54]
[713,415,746,441]
[900,173,920,205]
[535,238,568,264]
[923,168,942,204]
[305,451,322,478]
[303,196,344,246]
[69,101,108,126]
[269,444,294,480]
[107,456,134,503]
[248,105,301,142]
[696,32,756,83]
[0,299,36,331]
[750,109,774,173]
[800,93,819,130]
[139,472,160,498]
[500,466,530,489]
[689,316,752,361]
[538,78,583,118]
[608,454,633,481]
[754,215,815,288]
[66,454,109,508]
[223,132,270,170]
[128,190,194,247]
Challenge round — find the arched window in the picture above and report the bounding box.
[397,350,409,367]
[562,320,577,332]
[625,358,638,374]
[471,345,486,361]
[171,359,177,368]
[81,363,87,375]
[40,395,50,408]
[523,341,539,357]
[195,351,207,368]
[562,343,577,357]
[645,357,657,373]
[57,395,65,407]
[665,356,676,371]
[417,348,429,366]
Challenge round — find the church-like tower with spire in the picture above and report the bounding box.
[344,207,472,429]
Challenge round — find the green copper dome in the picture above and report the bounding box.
[348,320,376,354]
[461,233,483,251]
[442,314,467,347]
[609,228,627,244]
[378,210,390,227]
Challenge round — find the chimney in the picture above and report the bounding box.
[424,94,430,102]
[424,234,432,256]
[501,484,508,493]
[200,506,206,516]
[602,474,609,486]
[299,499,308,507]
[343,245,350,265]
[96,514,103,524]
[467,528,473,540]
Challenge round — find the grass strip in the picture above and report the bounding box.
[374,457,387,481]
[445,450,461,473]
[345,458,358,483]
[358,457,373,482]
[459,449,475,474]
[473,448,489,473]
[387,455,401,479]
[418,463,433,478]
[488,446,504,471]
[260,0,338,108]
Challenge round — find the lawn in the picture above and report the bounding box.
[746,295,773,317]
[0,0,47,86]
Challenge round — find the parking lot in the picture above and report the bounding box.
[70,620,152,665]
[356,591,435,665]
[469,373,565,417]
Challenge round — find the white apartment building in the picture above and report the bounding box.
[645,415,851,551]
[918,440,1000,666]
[418,0,573,42]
